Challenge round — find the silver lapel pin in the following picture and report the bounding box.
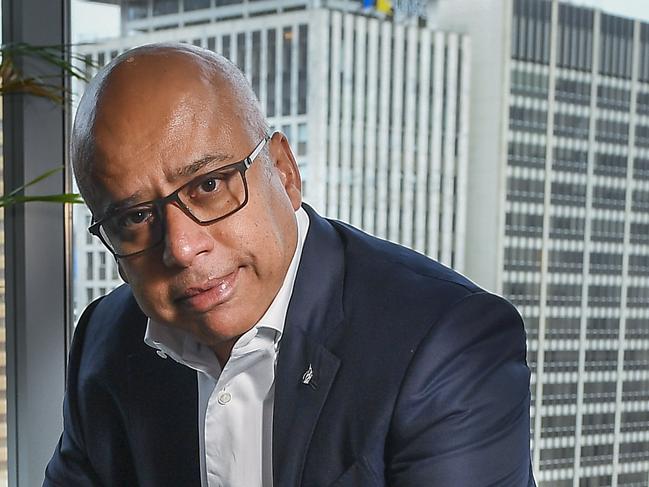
[302,363,314,385]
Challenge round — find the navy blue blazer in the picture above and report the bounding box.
[45,205,536,486]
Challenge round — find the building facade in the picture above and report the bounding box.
[434,0,649,486]
[72,3,471,321]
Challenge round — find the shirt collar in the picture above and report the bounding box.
[144,206,310,372]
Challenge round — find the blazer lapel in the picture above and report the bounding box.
[273,205,346,487]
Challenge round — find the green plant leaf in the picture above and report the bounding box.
[8,166,66,196]
[0,193,84,208]
[2,167,84,207]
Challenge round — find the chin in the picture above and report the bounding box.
[190,310,252,344]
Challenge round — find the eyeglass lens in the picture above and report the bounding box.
[100,167,246,256]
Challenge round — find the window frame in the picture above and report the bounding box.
[2,0,72,485]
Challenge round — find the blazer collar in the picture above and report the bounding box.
[273,204,345,486]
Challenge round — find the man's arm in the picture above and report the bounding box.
[386,292,536,486]
[43,298,105,487]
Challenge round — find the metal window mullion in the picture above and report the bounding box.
[306,11,328,213]
[245,30,253,84]
[440,33,458,266]
[610,18,641,487]
[388,24,404,243]
[362,18,379,235]
[573,9,600,486]
[350,16,365,229]
[339,13,354,223]
[454,34,471,273]
[427,32,444,259]
[2,0,69,485]
[533,0,559,474]
[400,26,418,249]
[375,20,392,240]
[327,11,342,218]
[414,28,431,254]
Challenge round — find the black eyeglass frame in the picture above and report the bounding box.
[88,134,270,259]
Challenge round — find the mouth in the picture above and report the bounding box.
[176,267,241,313]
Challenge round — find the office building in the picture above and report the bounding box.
[433,0,649,485]
[72,1,471,319]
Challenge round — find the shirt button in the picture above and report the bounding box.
[217,391,232,405]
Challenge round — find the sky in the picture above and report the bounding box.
[566,0,649,23]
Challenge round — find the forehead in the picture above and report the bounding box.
[88,96,249,214]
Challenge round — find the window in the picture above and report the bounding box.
[153,0,178,16]
[184,0,209,11]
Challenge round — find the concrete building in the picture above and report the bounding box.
[72,1,471,319]
[433,0,649,486]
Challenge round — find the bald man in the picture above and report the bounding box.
[44,43,536,486]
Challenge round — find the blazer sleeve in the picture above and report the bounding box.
[43,298,105,487]
[386,292,536,487]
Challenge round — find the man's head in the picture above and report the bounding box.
[73,43,302,362]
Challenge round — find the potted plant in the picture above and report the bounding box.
[0,42,92,207]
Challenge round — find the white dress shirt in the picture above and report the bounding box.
[144,207,310,487]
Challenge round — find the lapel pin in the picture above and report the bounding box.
[302,363,318,390]
[302,364,313,385]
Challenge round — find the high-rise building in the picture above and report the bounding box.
[433,0,649,485]
[72,1,471,319]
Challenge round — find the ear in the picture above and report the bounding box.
[269,131,302,210]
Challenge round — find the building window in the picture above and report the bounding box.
[553,146,588,173]
[127,0,149,20]
[550,181,587,206]
[508,141,546,168]
[297,24,308,115]
[183,0,209,11]
[282,27,292,116]
[297,122,307,156]
[597,84,630,111]
[86,252,94,281]
[594,152,627,177]
[555,78,590,105]
[509,106,547,134]
[267,29,277,117]
[553,112,589,139]
[153,0,178,16]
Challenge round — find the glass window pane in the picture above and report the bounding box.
[153,0,178,16]
[183,0,209,12]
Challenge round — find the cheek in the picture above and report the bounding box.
[122,262,172,314]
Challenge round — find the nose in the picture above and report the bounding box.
[161,204,214,268]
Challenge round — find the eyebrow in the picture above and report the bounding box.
[174,152,236,179]
[99,152,237,219]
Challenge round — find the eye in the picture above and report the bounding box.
[118,207,154,228]
[199,177,220,193]
[191,171,229,197]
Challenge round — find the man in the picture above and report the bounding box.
[45,43,535,486]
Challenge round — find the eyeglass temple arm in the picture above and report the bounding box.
[244,134,271,169]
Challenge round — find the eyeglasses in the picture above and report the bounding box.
[88,135,269,258]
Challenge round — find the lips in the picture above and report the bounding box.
[176,267,240,313]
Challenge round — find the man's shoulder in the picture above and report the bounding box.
[328,217,482,304]
[321,216,519,349]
